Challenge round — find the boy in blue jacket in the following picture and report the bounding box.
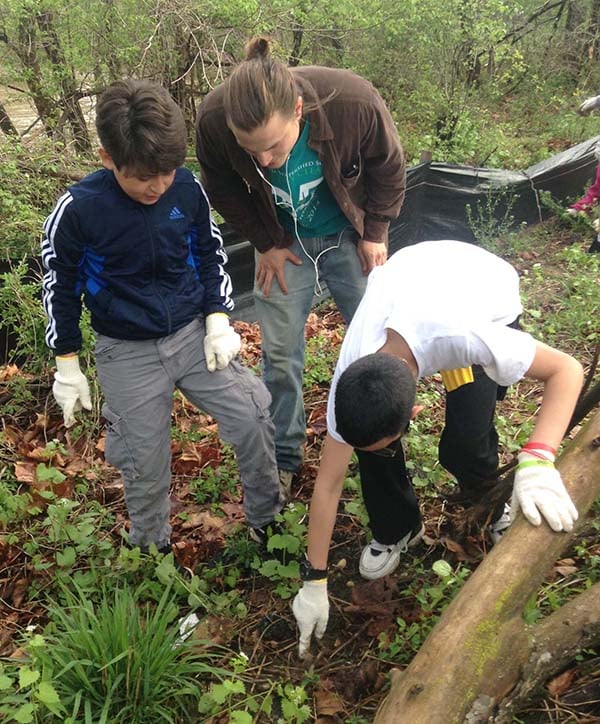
[42,79,282,554]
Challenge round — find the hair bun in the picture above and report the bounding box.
[245,36,271,61]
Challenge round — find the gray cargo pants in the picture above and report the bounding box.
[95,318,281,549]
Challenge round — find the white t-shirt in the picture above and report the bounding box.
[327,240,537,443]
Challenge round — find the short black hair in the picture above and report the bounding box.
[335,353,416,448]
[96,79,187,175]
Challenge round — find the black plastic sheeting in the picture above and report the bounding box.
[228,134,599,320]
[1,137,598,362]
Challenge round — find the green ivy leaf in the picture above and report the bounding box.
[267,533,300,554]
[35,680,61,705]
[432,560,453,578]
[154,554,177,585]
[18,666,40,689]
[36,463,66,484]
[56,546,76,568]
[0,673,13,690]
[229,711,253,724]
[28,634,45,649]
[13,703,36,724]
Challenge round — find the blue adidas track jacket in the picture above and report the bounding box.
[42,168,234,355]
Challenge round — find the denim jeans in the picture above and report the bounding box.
[254,227,367,472]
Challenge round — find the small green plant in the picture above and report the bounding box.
[343,470,370,527]
[0,262,48,373]
[253,505,307,599]
[0,374,38,420]
[276,682,312,723]
[0,580,225,723]
[0,478,32,527]
[0,638,65,723]
[0,138,69,259]
[539,189,597,234]
[303,332,340,387]
[519,243,600,349]
[379,560,470,664]
[199,675,311,723]
[190,444,239,504]
[466,187,519,254]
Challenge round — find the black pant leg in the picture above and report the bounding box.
[356,446,422,545]
[438,364,499,501]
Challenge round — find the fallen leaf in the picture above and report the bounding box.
[555,565,578,577]
[219,502,245,522]
[440,535,479,562]
[10,579,29,608]
[2,426,21,446]
[0,364,20,380]
[9,647,27,660]
[189,615,237,649]
[308,404,328,434]
[180,511,226,531]
[14,461,36,484]
[547,668,577,698]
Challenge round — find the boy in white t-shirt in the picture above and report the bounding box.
[291,240,584,658]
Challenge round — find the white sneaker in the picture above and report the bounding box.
[488,503,511,544]
[278,469,294,504]
[359,524,425,580]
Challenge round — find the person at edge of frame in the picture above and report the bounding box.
[566,92,600,253]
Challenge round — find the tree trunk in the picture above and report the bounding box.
[590,0,600,60]
[374,409,600,724]
[13,12,62,140]
[288,23,304,67]
[100,0,122,81]
[36,9,91,154]
[564,0,587,75]
[0,100,18,136]
[494,582,600,722]
[170,25,195,138]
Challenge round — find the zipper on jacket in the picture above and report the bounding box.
[142,206,172,334]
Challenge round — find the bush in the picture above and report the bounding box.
[0,137,90,259]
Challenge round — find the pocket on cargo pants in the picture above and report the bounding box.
[102,404,139,483]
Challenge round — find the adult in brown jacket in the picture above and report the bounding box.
[196,37,405,506]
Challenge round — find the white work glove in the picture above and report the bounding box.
[292,580,329,658]
[510,448,578,532]
[53,355,92,427]
[203,313,241,372]
[578,95,600,115]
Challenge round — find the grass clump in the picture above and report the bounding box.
[0,580,223,723]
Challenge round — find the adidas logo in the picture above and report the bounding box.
[169,206,185,220]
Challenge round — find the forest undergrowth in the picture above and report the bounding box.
[0,218,599,722]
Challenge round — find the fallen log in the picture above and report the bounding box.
[374,408,600,724]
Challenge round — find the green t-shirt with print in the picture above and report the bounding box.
[268,119,348,238]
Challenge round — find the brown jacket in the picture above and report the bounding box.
[195,65,405,253]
